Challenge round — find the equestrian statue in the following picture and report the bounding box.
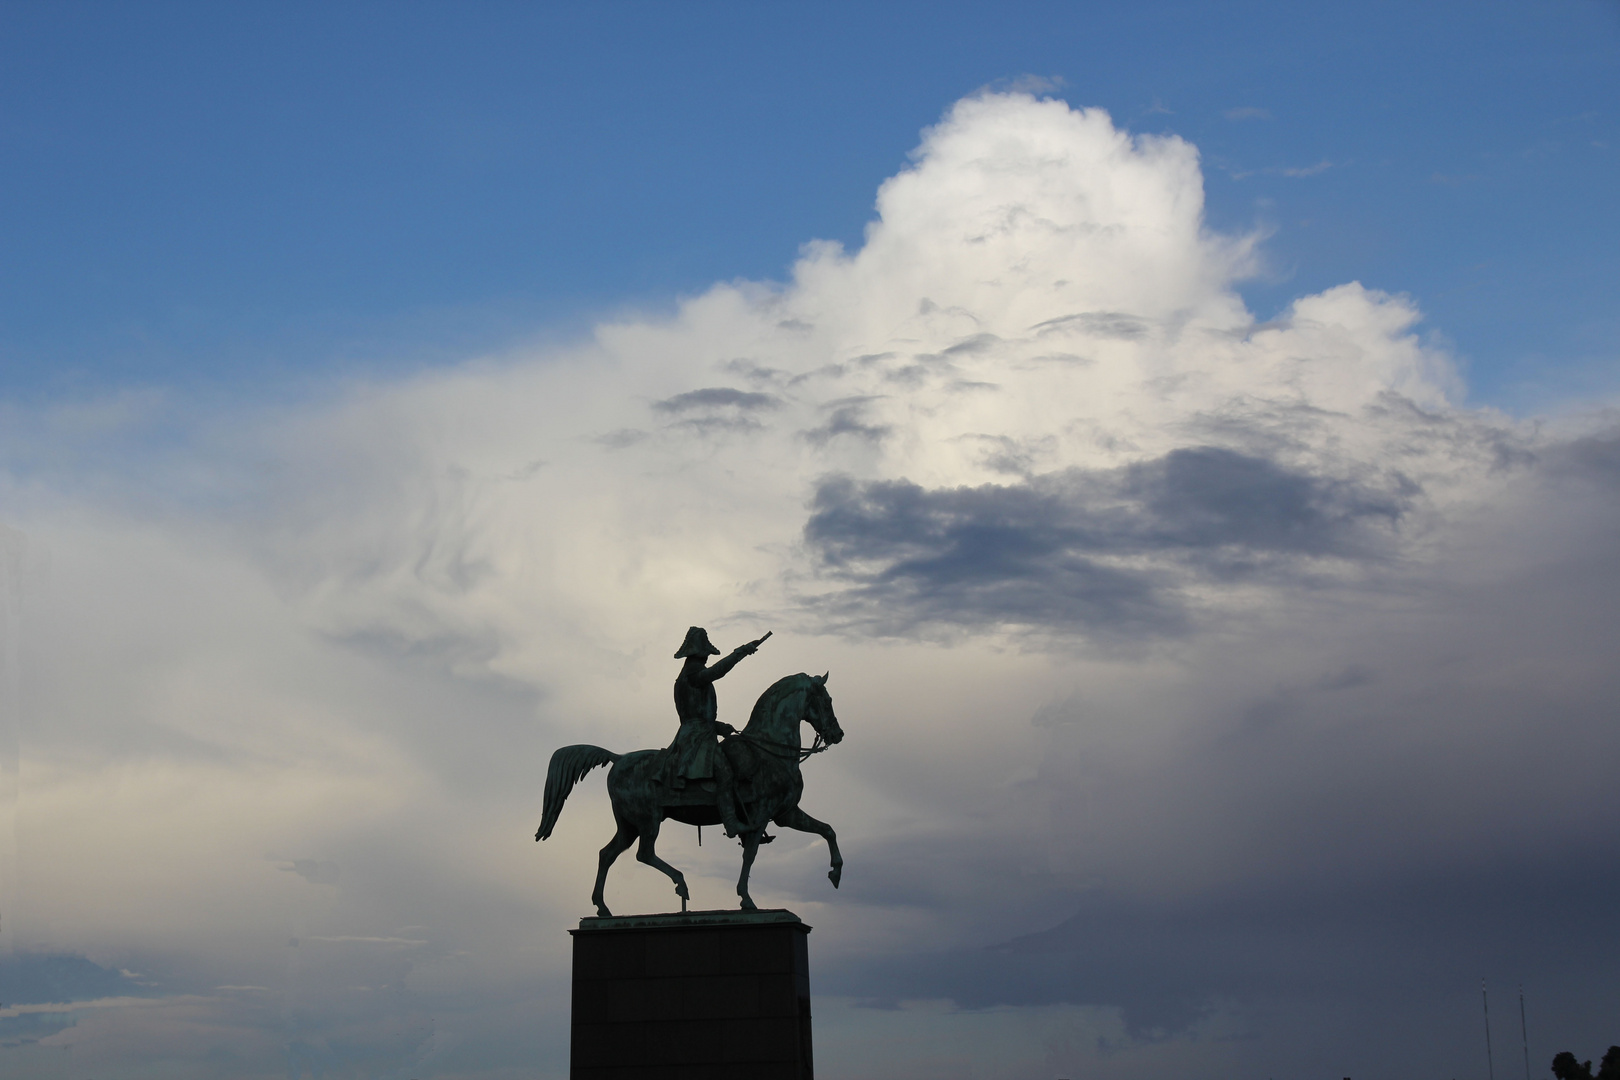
[535,627,846,915]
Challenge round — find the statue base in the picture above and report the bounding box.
[569,908,813,1079]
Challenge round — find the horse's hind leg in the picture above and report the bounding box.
[592,822,636,918]
[736,833,761,911]
[775,805,843,889]
[634,820,690,910]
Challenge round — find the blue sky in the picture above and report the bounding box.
[3,4,1619,1080]
[3,1,1616,405]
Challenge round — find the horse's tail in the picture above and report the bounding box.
[536,744,620,841]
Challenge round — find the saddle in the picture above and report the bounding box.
[651,743,770,837]
[647,744,715,820]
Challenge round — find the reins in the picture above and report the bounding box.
[733,729,827,763]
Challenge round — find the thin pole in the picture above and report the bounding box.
[1519,986,1531,1080]
[1484,980,1496,1080]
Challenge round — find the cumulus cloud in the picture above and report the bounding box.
[3,92,1618,1079]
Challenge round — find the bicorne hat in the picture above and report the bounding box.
[674,626,721,658]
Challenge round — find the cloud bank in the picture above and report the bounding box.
[3,92,1618,1079]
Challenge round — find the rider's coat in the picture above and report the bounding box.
[667,646,750,785]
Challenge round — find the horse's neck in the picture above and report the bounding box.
[745,688,801,746]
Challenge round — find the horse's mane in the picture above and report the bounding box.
[745,672,814,733]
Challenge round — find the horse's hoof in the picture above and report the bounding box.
[675,882,690,900]
[596,905,612,917]
[739,897,757,911]
[829,867,842,889]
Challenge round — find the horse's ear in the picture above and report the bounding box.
[815,671,829,685]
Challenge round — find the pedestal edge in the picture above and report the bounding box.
[573,908,809,933]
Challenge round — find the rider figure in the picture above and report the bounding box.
[668,626,768,837]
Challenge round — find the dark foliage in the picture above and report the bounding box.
[1553,1047,1619,1080]
[1553,1052,1593,1080]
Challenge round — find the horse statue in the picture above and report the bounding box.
[535,672,844,916]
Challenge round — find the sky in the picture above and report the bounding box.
[1,2,1618,1079]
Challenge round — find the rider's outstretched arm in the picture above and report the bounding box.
[704,645,751,683]
[700,633,770,683]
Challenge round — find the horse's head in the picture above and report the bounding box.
[805,672,844,746]
[746,672,845,753]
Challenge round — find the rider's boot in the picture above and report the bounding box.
[719,788,753,838]
[713,746,755,837]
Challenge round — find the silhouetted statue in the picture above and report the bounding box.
[535,629,845,916]
[666,627,768,837]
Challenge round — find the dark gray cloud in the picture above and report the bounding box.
[652,387,782,414]
[901,333,1001,375]
[803,399,892,448]
[1550,431,1620,485]
[0,953,152,1007]
[0,953,156,1047]
[957,434,1053,476]
[803,447,1414,635]
[820,846,1620,1068]
[653,386,785,436]
[1031,311,1152,339]
[0,1010,77,1050]
[720,358,791,385]
[669,415,768,435]
[940,332,1003,356]
[885,360,958,386]
[794,464,1620,1072]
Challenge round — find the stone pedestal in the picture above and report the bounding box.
[569,908,813,1080]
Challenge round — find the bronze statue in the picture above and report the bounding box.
[535,629,845,916]
[666,627,768,837]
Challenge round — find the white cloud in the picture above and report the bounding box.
[1280,158,1335,177]
[3,91,1618,1078]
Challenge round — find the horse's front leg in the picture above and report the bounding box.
[736,832,761,911]
[774,805,842,889]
